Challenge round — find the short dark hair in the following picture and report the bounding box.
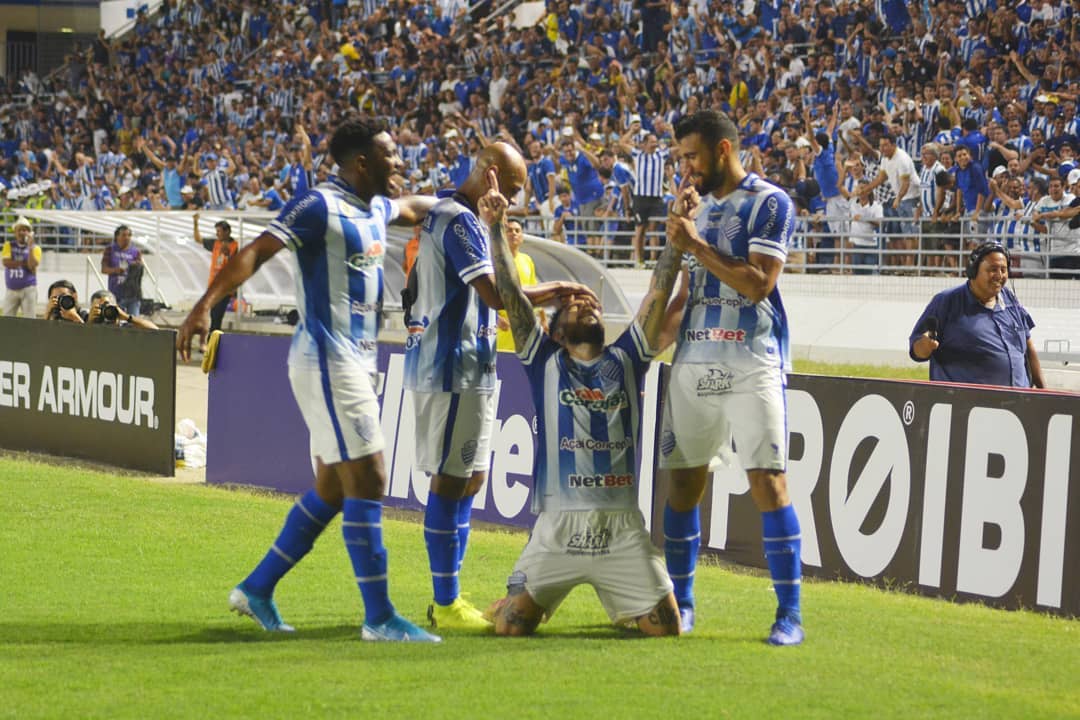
[674,110,739,147]
[113,224,130,241]
[215,220,231,234]
[815,132,830,149]
[48,279,76,297]
[329,116,384,166]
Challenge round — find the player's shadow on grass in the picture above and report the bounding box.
[0,622,697,646]
[0,622,362,646]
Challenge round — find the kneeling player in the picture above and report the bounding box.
[479,168,686,636]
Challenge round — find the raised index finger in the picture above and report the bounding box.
[485,166,500,195]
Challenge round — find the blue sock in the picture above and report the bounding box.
[243,490,338,596]
[456,495,474,572]
[762,505,802,623]
[342,498,394,625]
[424,492,460,606]
[664,504,700,609]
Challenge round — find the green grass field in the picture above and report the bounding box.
[2,455,1077,720]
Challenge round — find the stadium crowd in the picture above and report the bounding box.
[0,0,1079,270]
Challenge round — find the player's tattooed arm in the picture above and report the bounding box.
[482,168,539,349]
[635,241,681,350]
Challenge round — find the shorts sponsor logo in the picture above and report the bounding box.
[461,439,478,467]
[696,368,733,396]
[477,326,499,339]
[683,327,747,343]
[558,388,629,412]
[559,437,633,452]
[567,473,634,489]
[567,526,611,556]
[357,339,377,352]
[660,430,676,457]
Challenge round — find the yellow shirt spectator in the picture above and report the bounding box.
[496,219,545,351]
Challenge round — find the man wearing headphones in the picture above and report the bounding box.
[909,242,1045,388]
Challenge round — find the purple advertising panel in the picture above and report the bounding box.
[207,334,665,528]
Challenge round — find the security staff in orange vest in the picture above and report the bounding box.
[194,213,240,336]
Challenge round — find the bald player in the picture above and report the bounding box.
[404,143,594,630]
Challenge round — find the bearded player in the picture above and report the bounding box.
[662,110,804,645]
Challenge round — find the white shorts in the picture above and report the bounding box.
[658,362,787,471]
[510,510,673,626]
[410,390,495,477]
[288,357,384,466]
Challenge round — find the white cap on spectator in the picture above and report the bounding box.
[118,185,132,195]
[794,137,811,148]
[629,114,641,125]
[444,128,459,138]
[181,184,195,194]
[27,183,40,194]
[992,165,1008,177]
[12,216,32,229]
[7,188,20,200]
[1069,168,1080,186]
[1035,94,1050,103]
[589,132,603,141]
[561,127,574,136]
[41,179,52,190]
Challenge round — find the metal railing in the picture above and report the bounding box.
[8,209,1079,279]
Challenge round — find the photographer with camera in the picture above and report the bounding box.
[2,217,41,317]
[87,289,159,329]
[193,213,239,334]
[44,279,85,323]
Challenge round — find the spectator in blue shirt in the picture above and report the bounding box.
[952,146,990,225]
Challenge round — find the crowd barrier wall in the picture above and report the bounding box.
[0,317,176,475]
[206,333,1080,615]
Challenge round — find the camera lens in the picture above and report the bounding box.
[58,295,76,311]
[102,304,120,323]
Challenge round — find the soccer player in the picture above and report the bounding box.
[480,167,685,636]
[403,142,592,630]
[176,117,441,643]
[662,110,805,646]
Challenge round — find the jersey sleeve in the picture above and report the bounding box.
[748,188,794,261]
[376,196,401,224]
[611,320,655,376]
[442,210,492,284]
[516,322,559,382]
[266,191,328,252]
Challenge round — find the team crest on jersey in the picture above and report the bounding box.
[346,242,384,271]
[461,439,478,467]
[696,367,733,396]
[660,430,676,457]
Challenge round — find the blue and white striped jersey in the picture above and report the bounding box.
[516,322,654,513]
[403,193,497,393]
[920,160,945,215]
[266,177,397,371]
[631,148,669,197]
[674,173,792,372]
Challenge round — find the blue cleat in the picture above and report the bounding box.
[679,606,695,634]
[362,613,443,643]
[229,584,295,632]
[767,615,804,646]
